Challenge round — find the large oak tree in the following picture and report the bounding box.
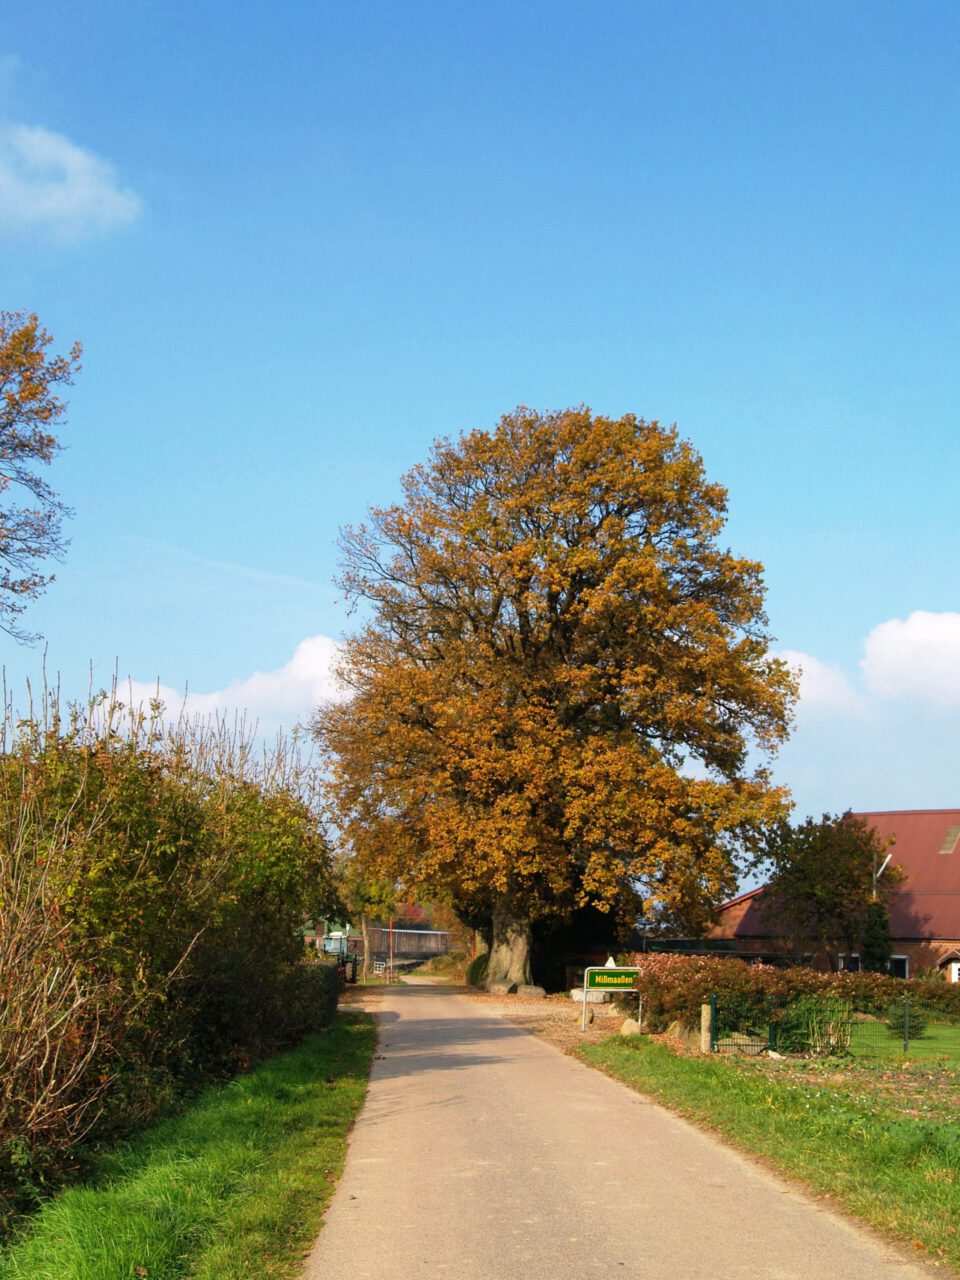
[315,408,796,986]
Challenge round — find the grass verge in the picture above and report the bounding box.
[412,950,467,982]
[577,1036,960,1271]
[0,1012,376,1280]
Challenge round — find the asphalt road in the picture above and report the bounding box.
[302,982,939,1280]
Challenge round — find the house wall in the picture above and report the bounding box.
[707,933,960,978]
[890,938,960,978]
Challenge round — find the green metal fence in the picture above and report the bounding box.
[710,993,960,1059]
[848,1002,960,1059]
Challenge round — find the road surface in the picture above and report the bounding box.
[302,981,939,1280]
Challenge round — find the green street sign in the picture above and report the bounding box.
[586,967,639,990]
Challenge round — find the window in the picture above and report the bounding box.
[889,955,909,979]
[838,954,861,972]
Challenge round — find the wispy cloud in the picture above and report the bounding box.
[128,536,331,593]
[0,121,141,242]
[862,610,960,707]
[119,635,346,732]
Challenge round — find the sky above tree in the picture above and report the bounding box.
[1,0,958,821]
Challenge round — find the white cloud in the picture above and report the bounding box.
[119,635,346,730]
[0,121,141,241]
[778,649,861,714]
[862,610,960,706]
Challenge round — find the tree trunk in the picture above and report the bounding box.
[486,900,533,988]
[361,912,371,980]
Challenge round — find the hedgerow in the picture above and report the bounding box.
[0,689,340,1233]
[624,952,960,1031]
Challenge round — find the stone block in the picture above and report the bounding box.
[517,984,547,999]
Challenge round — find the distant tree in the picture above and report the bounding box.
[861,900,893,973]
[337,861,397,979]
[0,311,81,642]
[760,811,900,968]
[316,407,796,987]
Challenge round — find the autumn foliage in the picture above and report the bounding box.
[316,408,796,985]
[0,311,81,641]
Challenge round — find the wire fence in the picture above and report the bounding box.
[710,993,960,1059]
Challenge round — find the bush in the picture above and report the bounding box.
[0,687,340,1233]
[415,950,467,979]
[624,952,960,1033]
[466,953,489,987]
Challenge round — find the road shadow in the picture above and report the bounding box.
[363,983,555,1083]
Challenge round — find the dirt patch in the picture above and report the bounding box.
[458,986,626,1053]
[339,982,389,1013]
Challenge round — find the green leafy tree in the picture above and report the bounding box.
[0,311,81,641]
[337,861,397,978]
[760,811,901,968]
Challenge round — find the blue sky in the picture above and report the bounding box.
[1,1,959,822]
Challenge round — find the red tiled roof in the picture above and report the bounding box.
[713,810,960,942]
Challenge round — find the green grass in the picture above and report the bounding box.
[850,1020,960,1059]
[0,1013,376,1280]
[412,950,467,981]
[577,1036,960,1270]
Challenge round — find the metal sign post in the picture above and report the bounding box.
[581,962,641,1031]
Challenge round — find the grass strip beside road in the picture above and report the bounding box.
[577,1036,960,1272]
[0,1012,376,1280]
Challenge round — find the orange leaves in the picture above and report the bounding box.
[318,407,795,935]
[0,311,82,642]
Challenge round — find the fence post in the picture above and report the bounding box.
[701,997,714,1054]
[904,999,910,1053]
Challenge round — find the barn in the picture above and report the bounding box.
[707,810,960,981]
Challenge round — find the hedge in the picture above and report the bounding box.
[624,953,960,1031]
[0,694,341,1234]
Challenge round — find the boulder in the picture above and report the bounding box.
[571,988,609,1003]
[620,1018,642,1037]
[487,980,518,995]
[665,1019,701,1050]
[517,984,547,1000]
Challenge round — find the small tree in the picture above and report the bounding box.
[760,811,900,968]
[337,862,397,979]
[0,311,82,641]
[861,900,893,973]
